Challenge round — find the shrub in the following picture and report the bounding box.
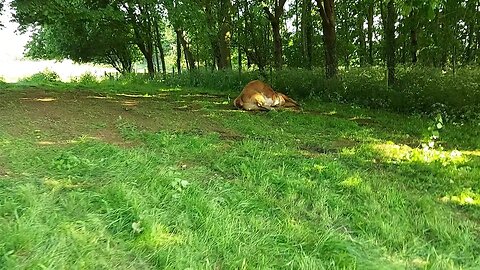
[19,69,60,84]
[73,72,99,85]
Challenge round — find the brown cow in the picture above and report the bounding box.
[233,80,299,111]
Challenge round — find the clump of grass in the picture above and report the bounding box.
[18,69,61,86]
[70,72,99,87]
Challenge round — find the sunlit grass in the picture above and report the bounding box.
[441,189,480,206]
[374,141,467,165]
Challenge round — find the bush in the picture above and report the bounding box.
[71,72,99,86]
[394,67,480,120]
[19,69,60,84]
[161,68,262,92]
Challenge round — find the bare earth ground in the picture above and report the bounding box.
[0,88,241,146]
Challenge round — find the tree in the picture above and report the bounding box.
[355,2,367,66]
[9,0,480,77]
[263,0,287,69]
[398,0,438,65]
[301,0,313,69]
[367,0,374,65]
[238,0,270,70]
[314,0,338,78]
[153,17,167,76]
[336,0,357,68]
[11,0,166,75]
[0,0,4,27]
[381,0,396,86]
[12,0,140,74]
[202,0,233,69]
[165,0,202,72]
[121,0,157,77]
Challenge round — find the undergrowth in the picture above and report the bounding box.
[157,67,480,122]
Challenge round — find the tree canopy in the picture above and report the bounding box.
[8,0,480,79]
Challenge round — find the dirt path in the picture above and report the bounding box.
[0,88,239,145]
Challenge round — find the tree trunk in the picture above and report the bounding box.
[409,11,418,64]
[382,0,396,86]
[158,44,166,76]
[272,20,283,69]
[410,28,418,64]
[476,3,480,63]
[237,2,242,73]
[204,0,232,70]
[123,3,155,78]
[302,0,313,69]
[244,0,266,70]
[145,49,155,78]
[295,0,299,33]
[315,0,338,79]
[175,30,182,74]
[154,21,166,76]
[133,37,155,78]
[106,48,133,74]
[453,42,456,75]
[154,47,160,74]
[217,27,232,69]
[357,10,366,66]
[464,22,474,63]
[178,30,196,70]
[263,0,287,69]
[367,1,374,65]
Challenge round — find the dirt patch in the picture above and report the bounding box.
[306,110,378,126]
[0,156,9,177]
[330,138,359,149]
[0,166,8,177]
[173,103,203,111]
[0,88,241,146]
[215,129,244,141]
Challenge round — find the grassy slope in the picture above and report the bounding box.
[0,82,479,269]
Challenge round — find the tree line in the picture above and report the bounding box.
[5,0,480,85]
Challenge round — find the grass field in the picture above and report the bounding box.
[0,82,479,269]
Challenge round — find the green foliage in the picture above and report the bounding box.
[155,67,480,122]
[162,69,263,91]
[394,67,480,120]
[71,72,99,86]
[18,69,60,84]
[422,113,444,150]
[16,0,140,74]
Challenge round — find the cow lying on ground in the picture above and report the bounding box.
[233,80,300,111]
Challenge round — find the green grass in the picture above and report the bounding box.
[0,81,479,269]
